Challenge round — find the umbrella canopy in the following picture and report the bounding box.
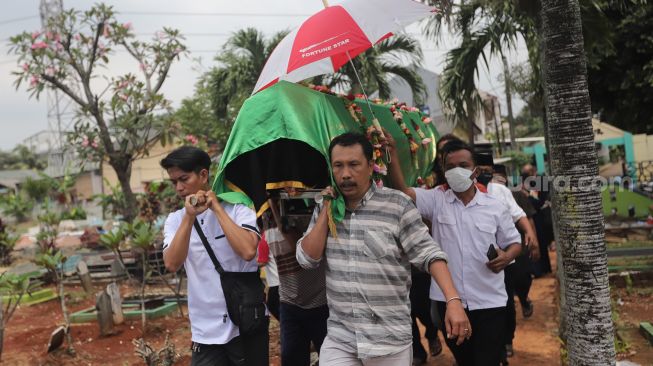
[253,0,435,94]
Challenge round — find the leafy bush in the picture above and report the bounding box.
[60,206,87,220]
[21,177,53,202]
[0,193,33,222]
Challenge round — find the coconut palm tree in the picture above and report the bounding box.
[539,0,615,363]
[209,28,289,120]
[177,28,288,149]
[313,33,425,100]
[429,0,623,143]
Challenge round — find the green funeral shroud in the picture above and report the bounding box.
[212,81,439,220]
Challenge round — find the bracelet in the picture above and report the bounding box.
[446,296,462,306]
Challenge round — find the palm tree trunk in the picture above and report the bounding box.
[540,0,615,364]
[502,54,517,151]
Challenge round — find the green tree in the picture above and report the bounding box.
[33,204,76,355]
[428,0,631,142]
[587,1,653,134]
[8,4,185,221]
[313,34,425,100]
[21,176,53,203]
[0,193,34,223]
[0,145,46,171]
[177,28,288,151]
[540,0,615,363]
[0,273,34,360]
[99,224,130,279]
[93,179,127,219]
[0,228,18,266]
[127,220,159,334]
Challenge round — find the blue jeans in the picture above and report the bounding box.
[279,302,329,366]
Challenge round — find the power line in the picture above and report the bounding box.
[120,11,311,17]
[0,15,39,26]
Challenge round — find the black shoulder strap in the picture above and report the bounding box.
[193,218,225,275]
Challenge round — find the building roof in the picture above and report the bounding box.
[0,169,41,190]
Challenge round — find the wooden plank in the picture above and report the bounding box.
[640,322,653,345]
[71,302,177,323]
[106,283,124,325]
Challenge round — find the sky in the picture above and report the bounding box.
[0,0,528,151]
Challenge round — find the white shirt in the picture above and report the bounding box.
[414,187,521,310]
[163,204,260,344]
[265,250,279,287]
[487,182,526,223]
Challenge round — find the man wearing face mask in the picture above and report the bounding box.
[475,153,539,361]
[475,153,539,261]
[386,138,522,366]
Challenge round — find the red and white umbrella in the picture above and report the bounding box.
[253,0,436,94]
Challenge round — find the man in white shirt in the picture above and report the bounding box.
[387,138,522,366]
[160,146,267,366]
[474,152,539,259]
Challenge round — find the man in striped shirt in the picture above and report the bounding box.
[297,132,470,365]
[265,197,329,366]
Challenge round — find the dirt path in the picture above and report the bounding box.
[422,253,561,365]
[3,258,562,365]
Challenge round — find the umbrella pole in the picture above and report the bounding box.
[345,51,386,139]
[345,51,390,163]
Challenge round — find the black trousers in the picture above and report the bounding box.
[279,302,329,366]
[410,272,438,360]
[434,301,506,366]
[267,286,280,321]
[190,317,270,366]
[504,254,533,345]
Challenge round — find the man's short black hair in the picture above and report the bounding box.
[440,139,476,165]
[437,133,462,151]
[160,146,211,173]
[328,132,373,162]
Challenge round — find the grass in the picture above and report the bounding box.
[607,240,653,249]
[602,189,653,218]
[608,255,653,270]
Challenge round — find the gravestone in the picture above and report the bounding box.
[110,258,126,278]
[106,283,124,325]
[46,325,66,353]
[77,261,93,293]
[95,291,114,336]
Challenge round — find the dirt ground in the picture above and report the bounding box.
[2,283,195,365]
[420,256,561,366]
[612,287,653,365]
[3,250,651,365]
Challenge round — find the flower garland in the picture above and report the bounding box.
[308,84,386,187]
[390,103,420,167]
[411,120,432,146]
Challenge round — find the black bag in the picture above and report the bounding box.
[194,219,267,335]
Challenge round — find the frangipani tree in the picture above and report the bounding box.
[8,3,186,221]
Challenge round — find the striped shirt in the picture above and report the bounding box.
[266,228,327,308]
[297,184,448,359]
